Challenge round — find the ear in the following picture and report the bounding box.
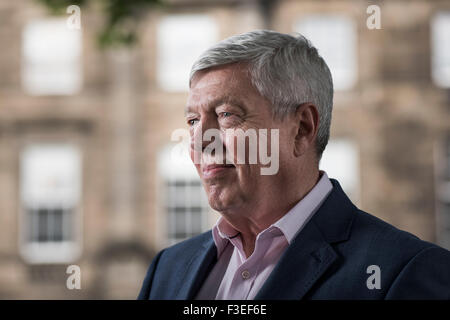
[293,103,319,157]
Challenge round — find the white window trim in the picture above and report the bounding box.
[21,18,83,95]
[156,14,219,92]
[431,12,450,88]
[18,143,83,264]
[319,138,361,205]
[156,143,217,248]
[293,14,358,91]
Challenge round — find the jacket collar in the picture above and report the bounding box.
[255,179,357,299]
[309,178,357,244]
[174,234,217,299]
[177,179,357,300]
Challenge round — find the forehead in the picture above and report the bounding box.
[186,64,262,112]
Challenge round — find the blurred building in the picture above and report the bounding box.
[0,0,449,299]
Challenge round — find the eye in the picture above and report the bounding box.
[187,118,199,126]
[220,112,233,118]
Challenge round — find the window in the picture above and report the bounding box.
[294,15,357,90]
[166,180,208,243]
[20,144,82,263]
[157,14,218,91]
[22,18,82,95]
[431,12,450,88]
[158,143,211,245]
[319,139,360,203]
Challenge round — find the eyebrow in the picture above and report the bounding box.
[185,97,246,116]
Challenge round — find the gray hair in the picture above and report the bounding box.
[189,29,334,159]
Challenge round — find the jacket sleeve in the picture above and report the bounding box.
[385,246,450,299]
[137,249,165,300]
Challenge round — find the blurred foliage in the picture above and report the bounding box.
[35,0,164,48]
[36,0,86,14]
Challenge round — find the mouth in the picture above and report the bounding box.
[202,163,235,178]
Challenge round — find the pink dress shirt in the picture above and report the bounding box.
[195,171,333,300]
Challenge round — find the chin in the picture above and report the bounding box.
[207,193,229,212]
[206,186,235,212]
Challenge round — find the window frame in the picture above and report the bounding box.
[156,14,219,92]
[293,14,358,91]
[431,11,450,88]
[157,143,217,247]
[19,142,83,264]
[21,17,83,96]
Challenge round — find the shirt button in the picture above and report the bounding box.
[241,270,250,279]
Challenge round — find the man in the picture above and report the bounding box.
[138,30,450,299]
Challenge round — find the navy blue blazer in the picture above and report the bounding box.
[138,179,450,299]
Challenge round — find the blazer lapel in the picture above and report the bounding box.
[254,221,338,300]
[174,179,356,300]
[255,179,357,300]
[175,235,217,299]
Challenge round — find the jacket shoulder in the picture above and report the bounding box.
[312,207,450,299]
[350,209,438,259]
[137,230,214,299]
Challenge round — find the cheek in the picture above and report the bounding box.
[190,151,201,172]
[234,165,254,188]
[189,141,202,167]
[223,131,252,165]
[223,133,235,160]
[271,128,289,157]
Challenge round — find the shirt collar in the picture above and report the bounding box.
[212,216,240,257]
[212,171,333,256]
[273,171,333,243]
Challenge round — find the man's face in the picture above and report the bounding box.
[185,64,294,214]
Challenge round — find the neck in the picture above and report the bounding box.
[222,167,320,258]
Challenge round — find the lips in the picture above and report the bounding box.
[202,163,235,177]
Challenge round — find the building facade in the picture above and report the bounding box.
[0,0,449,298]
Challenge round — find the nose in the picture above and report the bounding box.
[190,116,222,153]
